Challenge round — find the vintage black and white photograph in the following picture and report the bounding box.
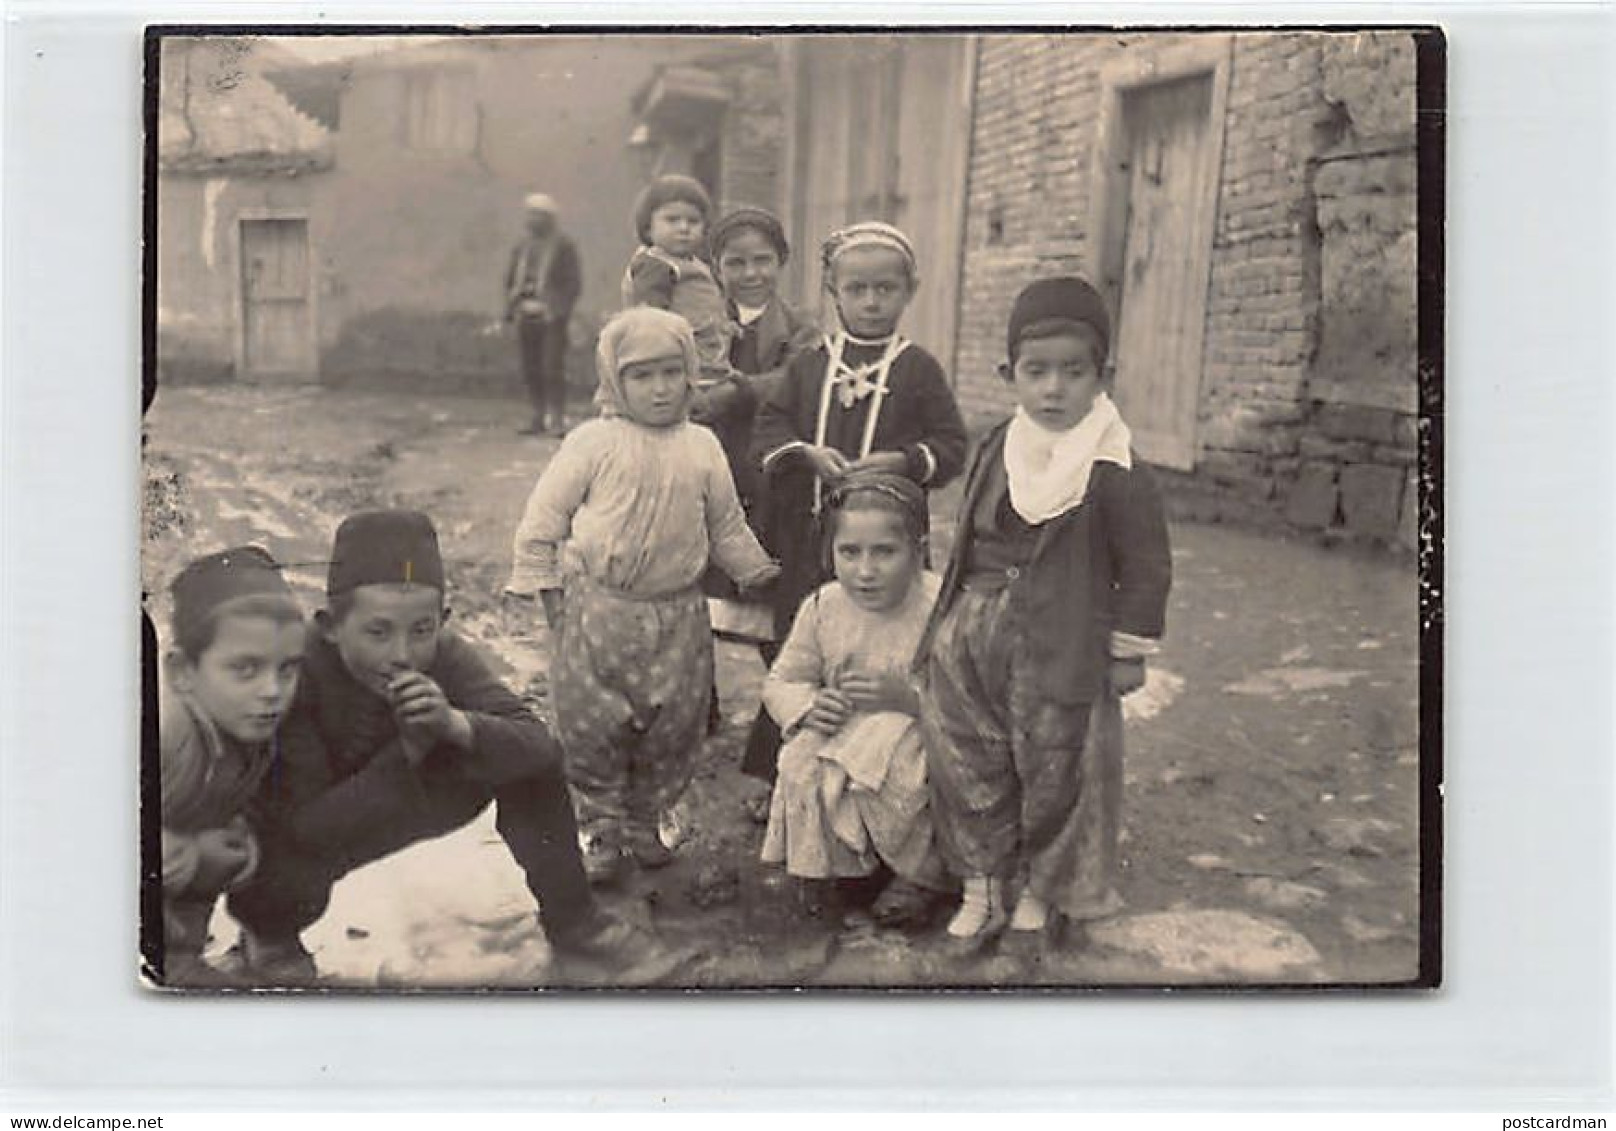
[141,27,1438,991]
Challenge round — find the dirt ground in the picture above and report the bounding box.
[143,384,1424,989]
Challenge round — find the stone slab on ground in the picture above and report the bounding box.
[1087,909,1327,982]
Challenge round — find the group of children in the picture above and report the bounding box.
[156,172,1173,986]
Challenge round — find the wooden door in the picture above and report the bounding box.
[240,217,315,380]
[1110,74,1216,470]
[788,37,971,373]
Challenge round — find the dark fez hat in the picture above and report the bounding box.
[1007,276,1112,362]
[170,545,294,641]
[326,510,446,598]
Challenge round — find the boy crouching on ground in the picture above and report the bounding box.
[160,546,306,986]
[225,509,683,986]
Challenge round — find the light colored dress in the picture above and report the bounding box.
[760,571,947,886]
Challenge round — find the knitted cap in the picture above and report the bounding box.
[326,510,445,598]
[633,174,713,244]
[170,545,297,651]
[1007,276,1111,362]
[710,206,790,264]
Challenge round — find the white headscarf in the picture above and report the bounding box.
[592,307,698,422]
[1003,392,1133,525]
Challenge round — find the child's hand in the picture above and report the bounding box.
[838,668,919,716]
[738,562,781,597]
[190,826,256,892]
[690,378,741,424]
[1110,657,1147,696]
[805,445,852,483]
[846,450,909,477]
[389,672,474,751]
[802,687,853,736]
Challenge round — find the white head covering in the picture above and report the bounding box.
[592,307,698,422]
[1003,393,1133,525]
[524,193,559,215]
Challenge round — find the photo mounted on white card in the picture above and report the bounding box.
[141,25,1442,992]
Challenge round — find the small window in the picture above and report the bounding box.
[402,68,477,154]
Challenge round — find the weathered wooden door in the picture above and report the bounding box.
[239,217,315,380]
[1110,73,1217,470]
[788,37,972,373]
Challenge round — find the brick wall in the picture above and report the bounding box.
[954,31,1420,547]
[715,48,786,213]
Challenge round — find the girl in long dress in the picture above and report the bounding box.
[760,472,951,926]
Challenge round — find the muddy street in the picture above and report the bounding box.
[144,384,1422,988]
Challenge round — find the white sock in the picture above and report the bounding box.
[947,876,1000,938]
[1010,892,1050,932]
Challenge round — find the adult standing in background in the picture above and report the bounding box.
[504,194,582,437]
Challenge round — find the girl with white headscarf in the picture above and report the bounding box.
[507,307,779,884]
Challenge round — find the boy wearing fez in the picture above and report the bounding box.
[160,546,305,985]
[227,510,682,985]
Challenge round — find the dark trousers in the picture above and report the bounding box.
[517,316,568,427]
[228,752,601,948]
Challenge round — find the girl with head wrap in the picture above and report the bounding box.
[507,307,779,883]
[758,471,953,926]
[741,221,968,788]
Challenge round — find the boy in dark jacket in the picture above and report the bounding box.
[227,510,682,986]
[915,277,1172,961]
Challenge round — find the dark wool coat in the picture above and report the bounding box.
[698,297,817,604]
[915,420,1173,706]
[504,233,582,324]
[258,632,563,853]
[750,339,968,636]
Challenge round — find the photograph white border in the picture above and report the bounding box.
[2,0,1612,1112]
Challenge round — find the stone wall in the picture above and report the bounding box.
[954,31,1420,547]
[1286,32,1420,546]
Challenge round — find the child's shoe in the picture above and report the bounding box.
[218,928,318,986]
[160,949,242,989]
[549,915,691,987]
[870,878,947,930]
[580,828,628,886]
[999,893,1059,971]
[626,821,674,870]
[942,876,1007,960]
